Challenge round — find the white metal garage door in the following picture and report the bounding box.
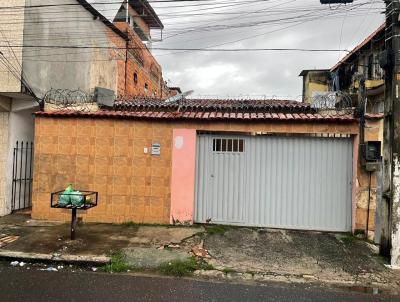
[194,134,353,232]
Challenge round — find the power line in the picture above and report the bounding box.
[0,0,273,11]
[0,44,350,52]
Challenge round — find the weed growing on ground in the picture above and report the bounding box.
[159,258,198,277]
[159,257,214,277]
[119,221,194,228]
[120,221,138,227]
[340,234,357,244]
[354,229,365,236]
[197,261,214,271]
[205,225,232,236]
[102,251,131,273]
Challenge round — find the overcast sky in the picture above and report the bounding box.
[146,0,384,100]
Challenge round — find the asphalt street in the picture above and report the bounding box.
[0,266,399,302]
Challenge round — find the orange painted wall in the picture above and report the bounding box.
[32,116,360,225]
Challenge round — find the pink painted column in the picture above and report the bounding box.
[352,134,359,233]
[170,129,197,224]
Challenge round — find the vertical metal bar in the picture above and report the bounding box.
[28,142,33,207]
[11,144,16,212]
[13,141,19,211]
[18,141,23,210]
[23,141,28,208]
[71,208,77,240]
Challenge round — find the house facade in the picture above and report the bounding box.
[32,98,362,233]
[299,69,331,103]
[0,0,174,216]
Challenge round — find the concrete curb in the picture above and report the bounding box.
[0,250,110,265]
[193,269,399,295]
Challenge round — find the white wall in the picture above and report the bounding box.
[23,0,120,98]
[0,0,25,93]
[3,100,38,215]
[0,112,10,215]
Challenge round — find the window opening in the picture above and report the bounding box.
[213,138,245,153]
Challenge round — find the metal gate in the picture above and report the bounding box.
[195,134,353,232]
[11,141,34,211]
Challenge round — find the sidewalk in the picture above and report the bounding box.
[202,227,400,293]
[0,213,399,294]
[0,213,202,264]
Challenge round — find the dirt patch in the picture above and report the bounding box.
[204,228,397,288]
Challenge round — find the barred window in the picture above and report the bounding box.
[213,138,244,153]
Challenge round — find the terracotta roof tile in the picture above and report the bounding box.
[35,109,355,122]
[114,97,310,111]
[365,113,384,120]
[36,97,355,123]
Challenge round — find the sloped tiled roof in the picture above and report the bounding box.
[113,98,310,111]
[331,23,385,72]
[36,98,355,122]
[35,110,354,122]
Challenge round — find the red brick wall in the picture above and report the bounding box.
[110,22,171,99]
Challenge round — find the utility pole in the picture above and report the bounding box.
[383,0,400,267]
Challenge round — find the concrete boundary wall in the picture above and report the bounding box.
[32,116,361,228]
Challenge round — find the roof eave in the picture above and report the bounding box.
[77,0,129,41]
[131,0,164,30]
[331,23,385,72]
[299,69,330,77]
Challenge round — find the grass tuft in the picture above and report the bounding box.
[159,257,214,277]
[197,261,214,271]
[341,236,356,244]
[120,221,138,227]
[159,258,198,277]
[205,225,232,236]
[102,251,131,273]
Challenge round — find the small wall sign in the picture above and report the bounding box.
[151,143,161,156]
[175,136,184,150]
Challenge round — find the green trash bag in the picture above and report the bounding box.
[58,184,74,207]
[70,191,84,206]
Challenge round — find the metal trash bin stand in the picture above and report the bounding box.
[51,191,98,240]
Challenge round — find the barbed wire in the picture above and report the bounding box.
[185,94,304,101]
[41,88,355,119]
[311,91,355,116]
[43,88,95,111]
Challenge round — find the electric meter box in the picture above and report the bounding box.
[361,141,382,162]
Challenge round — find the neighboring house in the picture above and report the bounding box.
[0,0,173,216]
[300,24,385,111]
[32,97,362,233]
[300,23,386,240]
[299,69,331,103]
[331,23,385,114]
